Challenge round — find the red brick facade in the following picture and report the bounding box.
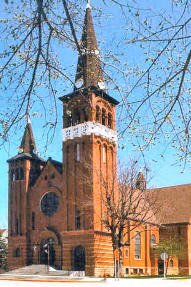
[7,5,160,277]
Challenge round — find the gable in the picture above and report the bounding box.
[31,159,62,189]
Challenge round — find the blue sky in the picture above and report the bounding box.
[0,0,191,228]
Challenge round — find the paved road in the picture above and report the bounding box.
[1,278,191,287]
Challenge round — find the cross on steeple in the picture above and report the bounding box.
[86,0,91,9]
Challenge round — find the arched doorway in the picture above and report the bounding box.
[39,238,56,267]
[74,245,85,271]
[158,260,164,275]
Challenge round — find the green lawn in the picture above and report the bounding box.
[122,275,191,280]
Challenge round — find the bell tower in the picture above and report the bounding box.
[7,117,45,270]
[59,3,119,276]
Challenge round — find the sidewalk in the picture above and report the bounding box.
[0,273,105,283]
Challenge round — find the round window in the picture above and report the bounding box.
[40,192,59,216]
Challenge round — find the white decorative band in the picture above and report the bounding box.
[62,121,117,144]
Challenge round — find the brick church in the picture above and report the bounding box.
[7,2,191,277]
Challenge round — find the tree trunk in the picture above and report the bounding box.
[119,247,123,277]
[112,249,116,277]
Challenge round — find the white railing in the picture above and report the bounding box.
[62,121,117,144]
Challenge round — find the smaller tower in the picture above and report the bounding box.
[136,170,146,191]
[7,118,45,270]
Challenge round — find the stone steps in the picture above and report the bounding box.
[6,265,85,277]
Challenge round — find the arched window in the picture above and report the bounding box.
[108,113,112,128]
[83,109,88,122]
[66,110,73,127]
[110,147,114,169]
[73,245,85,271]
[15,168,19,180]
[75,143,80,162]
[103,145,107,163]
[66,146,69,165]
[32,212,35,230]
[134,231,141,259]
[14,248,21,257]
[75,109,80,125]
[11,169,15,182]
[82,142,85,158]
[15,218,19,235]
[102,109,106,125]
[75,208,81,230]
[97,141,101,166]
[170,259,173,267]
[20,167,24,180]
[96,106,100,122]
[150,234,156,245]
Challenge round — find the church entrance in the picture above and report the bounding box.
[158,260,164,275]
[39,238,56,267]
[74,245,86,271]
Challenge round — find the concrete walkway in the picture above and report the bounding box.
[0,278,191,287]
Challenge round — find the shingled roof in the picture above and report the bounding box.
[7,119,45,163]
[20,120,36,154]
[74,5,104,89]
[151,183,191,225]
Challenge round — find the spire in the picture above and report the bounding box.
[74,3,105,90]
[19,118,37,155]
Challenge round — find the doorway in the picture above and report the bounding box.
[39,238,56,266]
[158,260,164,275]
[74,245,86,271]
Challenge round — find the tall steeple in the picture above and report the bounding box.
[19,116,36,154]
[75,2,104,90]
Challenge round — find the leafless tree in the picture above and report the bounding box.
[0,0,191,165]
[97,161,161,275]
[77,159,161,276]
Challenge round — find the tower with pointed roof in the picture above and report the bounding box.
[59,3,119,276]
[7,120,45,270]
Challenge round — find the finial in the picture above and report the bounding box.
[86,0,91,9]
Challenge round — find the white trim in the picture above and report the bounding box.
[62,121,117,144]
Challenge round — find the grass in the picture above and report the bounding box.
[121,274,191,280]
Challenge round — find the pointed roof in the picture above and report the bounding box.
[74,5,104,89]
[19,120,36,154]
[7,119,45,163]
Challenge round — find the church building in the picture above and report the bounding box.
[7,3,165,277]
